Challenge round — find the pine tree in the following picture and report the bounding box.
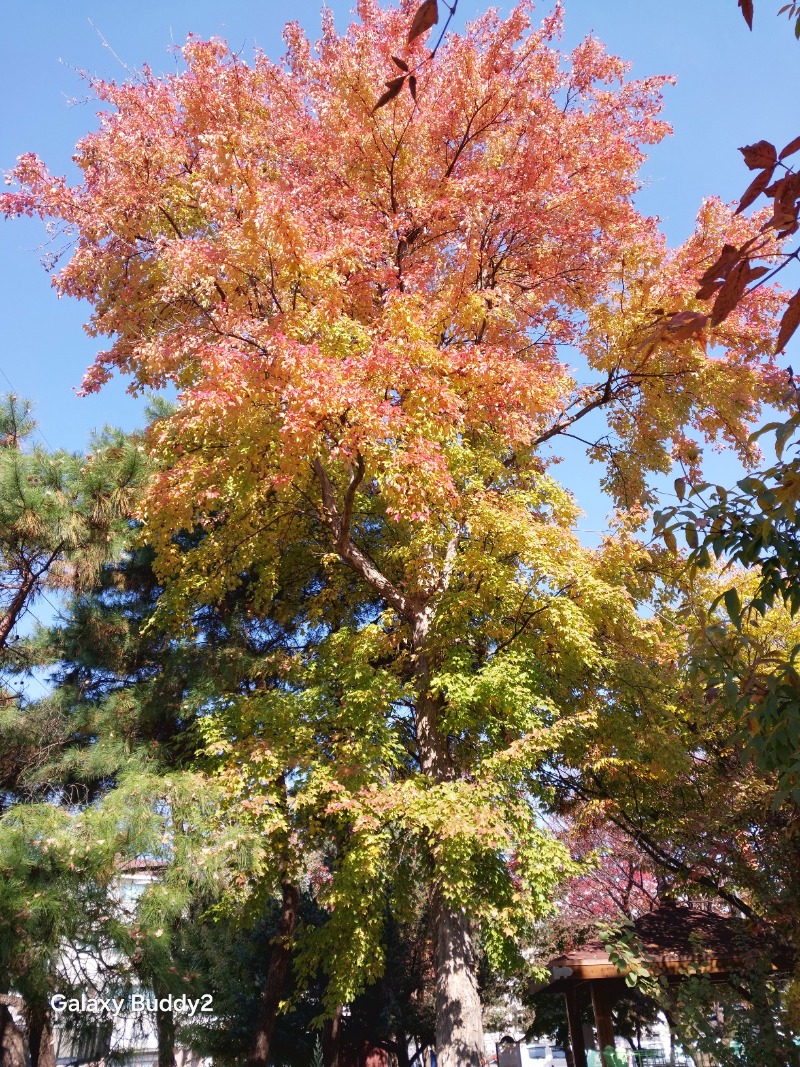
[0,396,144,662]
[0,402,150,1066]
[15,453,320,1066]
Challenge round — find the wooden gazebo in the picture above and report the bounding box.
[542,905,784,1067]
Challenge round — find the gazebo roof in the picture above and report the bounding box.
[541,905,789,1067]
[546,904,775,983]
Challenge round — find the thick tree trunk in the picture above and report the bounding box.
[322,1006,343,1067]
[431,896,484,1067]
[249,880,300,1067]
[155,990,177,1067]
[0,1004,26,1067]
[26,1002,56,1067]
[412,619,485,1067]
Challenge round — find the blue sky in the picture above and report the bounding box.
[1,0,798,530]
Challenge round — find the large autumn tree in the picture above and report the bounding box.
[2,2,790,1062]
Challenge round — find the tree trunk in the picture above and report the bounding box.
[315,488,478,1067]
[0,1005,26,1067]
[26,1002,56,1067]
[0,569,36,652]
[155,991,177,1067]
[249,880,300,1067]
[431,896,484,1067]
[412,619,485,1067]
[323,1006,343,1067]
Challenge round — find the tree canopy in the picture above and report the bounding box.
[2,2,797,1064]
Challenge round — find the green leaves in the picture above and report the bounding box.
[723,587,743,625]
[655,413,800,797]
[598,921,655,991]
[0,395,148,666]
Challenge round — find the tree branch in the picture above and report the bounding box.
[311,457,411,619]
[533,372,617,447]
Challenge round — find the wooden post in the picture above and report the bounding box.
[564,986,588,1067]
[590,981,616,1061]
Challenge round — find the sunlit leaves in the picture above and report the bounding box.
[0,0,794,1021]
[655,415,800,796]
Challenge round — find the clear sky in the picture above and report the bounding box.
[1,0,798,526]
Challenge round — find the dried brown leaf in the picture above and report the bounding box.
[408,75,417,102]
[408,0,439,44]
[779,134,800,160]
[740,140,777,170]
[762,174,800,233]
[783,173,800,200]
[695,280,724,301]
[372,76,406,113]
[664,311,709,341]
[775,289,800,353]
[736,166,776,214]
[710,259,752,326]
[768,200,800,234]
[699,243,741,285]
[765,175,791,199]
[738,0,754,29]
[637,311,709,353]
[391,55,410,73]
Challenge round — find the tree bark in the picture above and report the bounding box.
[0,569,37,653]
[431,896,484,1067]
[0,1004,26,1067]
[411,614,485,1067]
[249,880,301,1067]
[26,1002,56,1067]
[322,1006,343,1067]
[155,990,177,1067]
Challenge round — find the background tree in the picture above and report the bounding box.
[649,0,800,801]
[10,423,374,1067]
[0,395,147,824]
[0,395,144,669]
[544,554,800,1057]
[656,426,800,798]
[0,402,149,1067]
